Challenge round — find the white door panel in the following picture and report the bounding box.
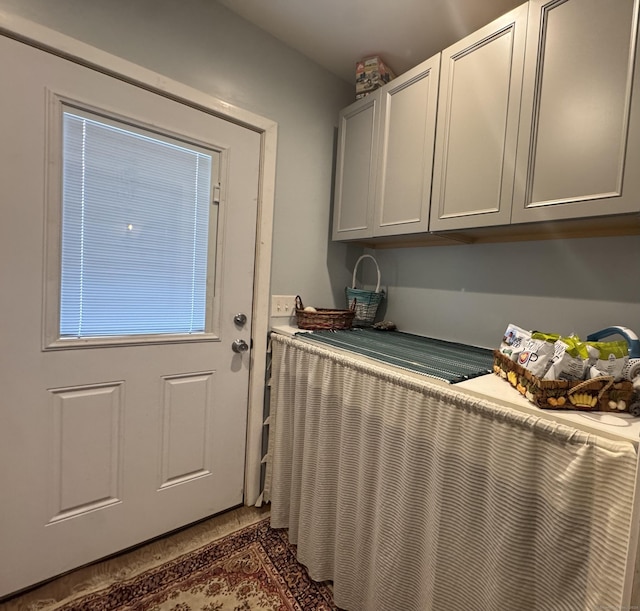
[0,34,259,596]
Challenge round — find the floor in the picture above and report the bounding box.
[0,504,270,611]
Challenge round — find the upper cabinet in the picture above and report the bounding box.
[430,4,528,232]
[512,0,640,223]
[332,55,440,240]
[373,55,440,237]
[333,0,640,243]
[332,93,379,241]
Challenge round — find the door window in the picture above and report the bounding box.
[45,103,221,347]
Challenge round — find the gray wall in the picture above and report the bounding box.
[3,0,638,346]
[367,235,640,349]
[0,0,358,308]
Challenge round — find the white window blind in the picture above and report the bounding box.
[60,110,214,338]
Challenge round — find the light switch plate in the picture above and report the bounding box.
[271,295,297,317]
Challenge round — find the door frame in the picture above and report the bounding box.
[0,13,276,506]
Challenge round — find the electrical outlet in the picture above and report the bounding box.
[271,295,297,317]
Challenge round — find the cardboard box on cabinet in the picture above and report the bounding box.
[355,55,395,98]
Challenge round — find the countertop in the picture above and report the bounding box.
[271,324,640,445]
[457,373,640,444]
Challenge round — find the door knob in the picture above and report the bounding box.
[232,339,249,353]
[234,313,247,326]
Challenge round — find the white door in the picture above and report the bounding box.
[0,34,260,596]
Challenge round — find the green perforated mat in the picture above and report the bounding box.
[297,328,494,384]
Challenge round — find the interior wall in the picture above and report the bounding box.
[5,0,634,347]
[367,234,640,349]
[0,0,358,308]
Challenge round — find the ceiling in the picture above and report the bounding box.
[217,0,525,84]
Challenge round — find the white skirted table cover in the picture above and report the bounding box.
[265,333,639,611]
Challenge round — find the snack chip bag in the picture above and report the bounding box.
[586,340,629,380]
[543,336,594,381]
[531,331,561,343]
[517,337,556,377]
[499,324,531,361]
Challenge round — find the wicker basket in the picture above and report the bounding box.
[346,255,384,327]
[295,295,356,331]
[493,350,638,413]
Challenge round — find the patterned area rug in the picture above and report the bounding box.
[53,519,338,611]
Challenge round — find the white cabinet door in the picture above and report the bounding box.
[512,0,640,223]
[374,54,440,237]
[430,4,528,231]
[332,94,379,241]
